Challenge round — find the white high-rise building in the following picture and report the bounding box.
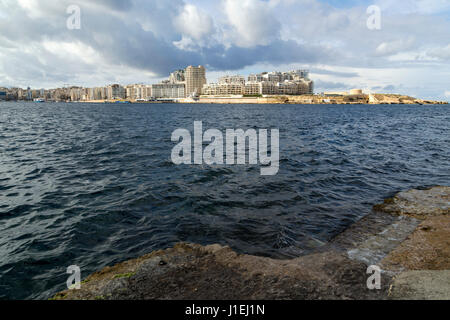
[185,65,206,97]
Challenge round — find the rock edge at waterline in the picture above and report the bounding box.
[54,186,449,300]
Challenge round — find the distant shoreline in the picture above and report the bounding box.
[2,93,448,105]
[76,93,450,105]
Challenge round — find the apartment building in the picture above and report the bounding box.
[151,83,185,99]
[219,75,246,85]
[106,84,126,100]
[185,65,206,97]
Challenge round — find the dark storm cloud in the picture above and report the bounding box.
[202,40,336,72]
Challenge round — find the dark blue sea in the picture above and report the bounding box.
[0,102,449,299]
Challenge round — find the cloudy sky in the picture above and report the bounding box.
[0,0,449,100]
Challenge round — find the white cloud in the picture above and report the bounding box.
[174,4,214,41]
[376,0,450,15]
[0,0,449,99]
[428,44,450,60]
[17,0,40,16]
[445,91,450,97]
[42,41,102,65]
[223,0,281,47]
[375,37,416,56]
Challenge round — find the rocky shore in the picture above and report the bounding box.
[194,94,448,105]
[54,186,449,300]
[81,93,449,105]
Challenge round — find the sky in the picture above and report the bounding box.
[0,0,449,100]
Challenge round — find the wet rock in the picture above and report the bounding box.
[53,186,449,300]
[381,216,450,271]
[374,186,450,300]
[388,271,450,300]
[55,243,388,300]
[373,186,449,219]
[330,211,420,266]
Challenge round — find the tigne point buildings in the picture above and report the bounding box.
[85,65,207,101]
[108,67,312,102]
[87,67,312,102]
[186,66,207,97]
[203,70,314,96]
[147,65,206,100]
[1,66,315,102]
[152,66,206,99]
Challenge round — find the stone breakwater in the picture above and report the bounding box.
[54,186,449,300]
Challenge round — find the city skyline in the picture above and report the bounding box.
[0,1,449,100]
[0,66,318,101]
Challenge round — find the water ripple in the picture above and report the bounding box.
[0,102,449,299]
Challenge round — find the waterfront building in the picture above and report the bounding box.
[276,80,313,95]
[81,90,89,101]
[98,87,108,100]
[125,85,135,100]
[203,78,313,96]
[50,87,70,101]
[244,82,261,96]
[219,75,245,85]
[259,81,279,95]
[0,90,6,100]
[202,83,244,96]
[169,70,186,84]
[85,88,93,100]
[248,74,264,82]
[67,87,82,101]
[151,83,185,99]
[84,87,104,101]
[14,88,24,100]
[31,90,41,99]
[249,70,311,83]
[127,84,152,100]
[293,78,314,95]
[27,87,32,100]
[205,70,314,96]
[264,72,284,82]
[185,65,206,97]
[125,84,149,100]
[291,70,310,79]
[107,84,126,100]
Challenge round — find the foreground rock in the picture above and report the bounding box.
[54,186,449,300]
[376,186,450,272]
[377,186,450,299]
[373,186,449,219]
[388,271,450,300]
[54,243,388,300]
[380,216,450,271]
